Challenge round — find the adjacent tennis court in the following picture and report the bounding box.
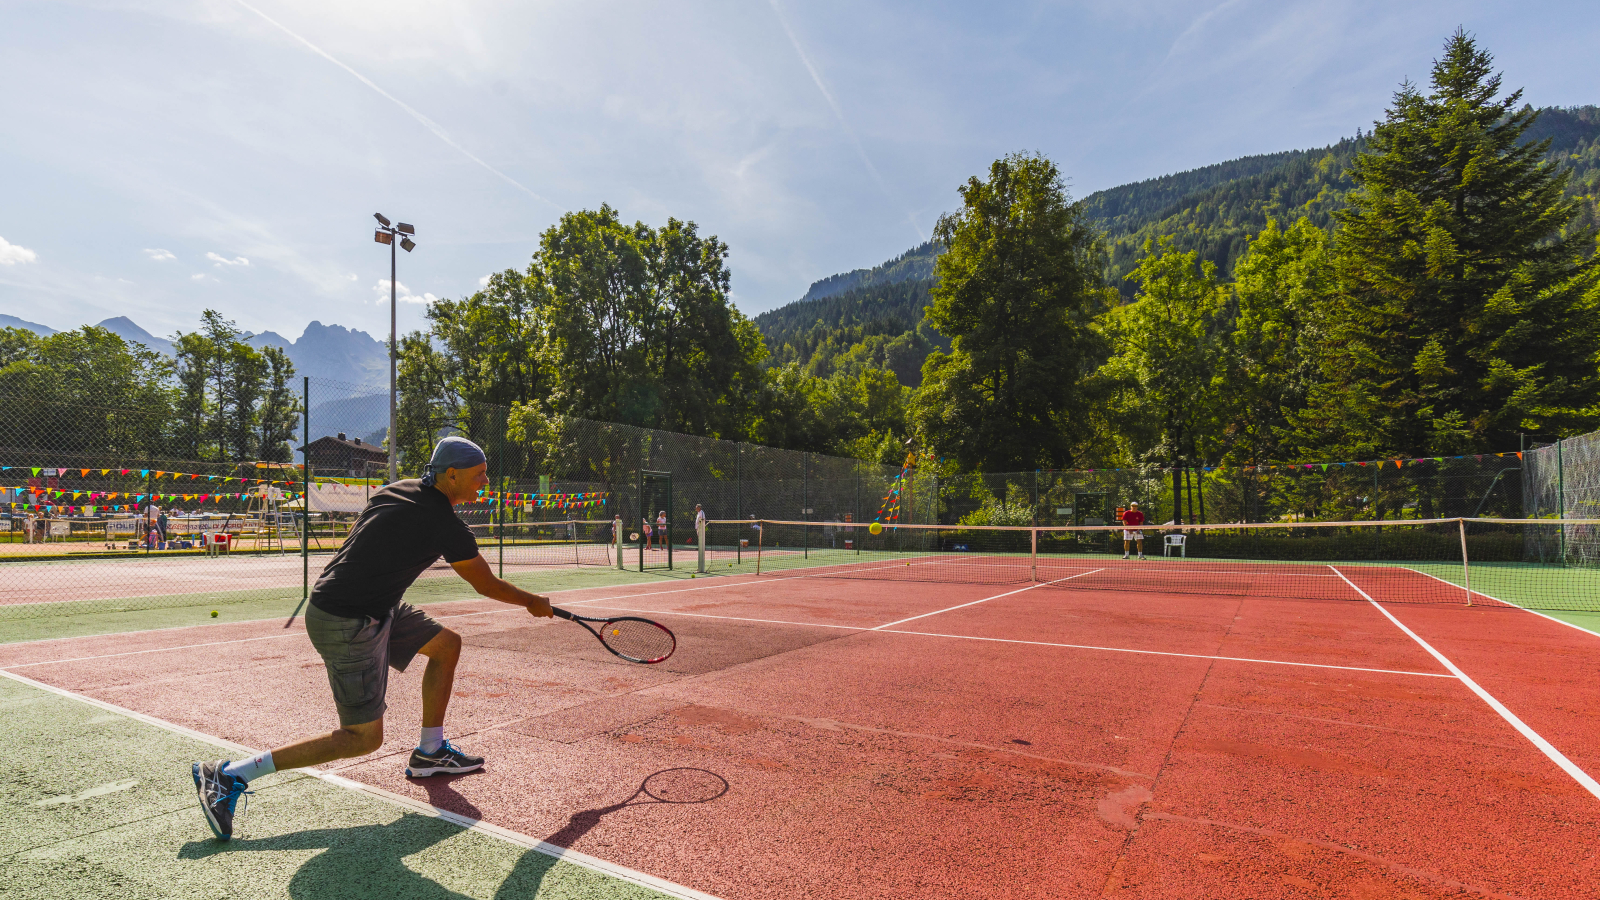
[3,546,1597,899]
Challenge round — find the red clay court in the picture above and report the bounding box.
[4,559,1598,899]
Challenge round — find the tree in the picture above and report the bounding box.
[1296,30,1600,457]
[1096,236,1226,519]
[909,152,1112,471]
[1222,218,1337,464]
[0,326,174,459]
[255,346,299,462]
[535,205,764,437]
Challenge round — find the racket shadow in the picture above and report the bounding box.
[542,767,729,849]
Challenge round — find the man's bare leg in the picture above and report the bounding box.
[267,628,460,769]
[419,628,461,729]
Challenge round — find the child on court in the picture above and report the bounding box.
[1121,501,1146,560]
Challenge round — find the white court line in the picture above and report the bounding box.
[871,569,1105,630]
[876,629,1456,678]
[1329,565,1600,801]
[576,605,868,632]
[1399,566,1600,640]
[0,668,724,900]
[0,562,975,669]
[547,604,1451,679]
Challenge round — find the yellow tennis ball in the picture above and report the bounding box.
[869,522,883,535]
[210,610,218,617]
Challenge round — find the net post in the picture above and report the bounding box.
[614,515,624,570]
[1031,527,1038,582]
[1458,517,1473,607]
[756,519,763,575]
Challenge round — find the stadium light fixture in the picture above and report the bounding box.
[373,214,419,483]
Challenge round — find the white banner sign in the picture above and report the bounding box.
[306,482,373,513]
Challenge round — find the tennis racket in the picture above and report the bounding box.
[551,606,676,664]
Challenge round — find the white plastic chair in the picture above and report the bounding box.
[1164,533,1186,557]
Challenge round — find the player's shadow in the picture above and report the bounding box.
[177,768,728,899]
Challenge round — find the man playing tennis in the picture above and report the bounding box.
[192,436,553,841]
[1121,501,1146,560]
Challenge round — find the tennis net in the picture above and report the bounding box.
[701,518,1600,611]
[468,519,617,569]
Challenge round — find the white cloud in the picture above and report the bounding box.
[207,252,250,267]
[0,236,38,266]
[143,248,176,262]
[478,274,491,287]
[374,279,436,305]
[191,273,207,281]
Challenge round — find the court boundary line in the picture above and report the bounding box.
[564,604,1452,678]
[876,629,1456,678]
[7,593,1460,681]
[870,570,1105,630]
[1397,566,1600,640]
[0,571,1000,669]
[0,667,724,900]
[1329,565,1600,801]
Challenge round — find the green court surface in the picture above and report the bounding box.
[0,675,681,900]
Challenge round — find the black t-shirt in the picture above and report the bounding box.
[309,480,479,619]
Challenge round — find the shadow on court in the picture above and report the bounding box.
[177,769,729,900]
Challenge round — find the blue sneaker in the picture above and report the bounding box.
[193,760,252,841]
[405,740,484,777]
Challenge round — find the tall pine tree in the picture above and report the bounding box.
[1295,30,1600,457]
[909,153,1111,471]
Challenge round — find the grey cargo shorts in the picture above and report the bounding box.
[305,602,443,727]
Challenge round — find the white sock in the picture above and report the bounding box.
[223,751,275,783]
[420,726,444,754]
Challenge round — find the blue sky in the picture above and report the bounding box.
[2,0,1596,341]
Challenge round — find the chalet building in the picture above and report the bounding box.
[305,433,388,477]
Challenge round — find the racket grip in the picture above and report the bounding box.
[549,606,576,621]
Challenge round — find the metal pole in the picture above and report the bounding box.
[736,445,742,565]
[803,453,809,560]
[301,375,309,602]
[1031,526,1037,583]
[1458,517,1473,607]
[496,404,505,578]
[388,237,398,483]
[1557,439,1566,563]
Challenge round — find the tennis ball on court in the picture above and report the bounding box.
[869,522,883,535]
[210,610,218,618]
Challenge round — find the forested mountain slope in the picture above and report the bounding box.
[754,104,1600,376]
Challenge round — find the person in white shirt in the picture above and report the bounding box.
[656,510,667,550]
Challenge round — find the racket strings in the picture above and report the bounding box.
[600,619,676,663]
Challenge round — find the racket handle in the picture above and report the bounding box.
[550,606,576,621]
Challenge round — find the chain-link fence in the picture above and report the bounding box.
[1,371,1593,622]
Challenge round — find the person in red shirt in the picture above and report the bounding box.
[1121,501,1146,560]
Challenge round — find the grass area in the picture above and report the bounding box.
[0,675,675,899]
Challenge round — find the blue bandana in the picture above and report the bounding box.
[421,436,487,486]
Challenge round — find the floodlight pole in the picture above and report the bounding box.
[388,232,397,483]
[374,214,417,484]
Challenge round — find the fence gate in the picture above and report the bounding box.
[639,469,673,571]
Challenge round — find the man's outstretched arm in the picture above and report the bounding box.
[450,555,553,616]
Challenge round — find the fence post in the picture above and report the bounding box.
[735,445,742,565]
[496,405,505,579]
[1458,517,1472,607]
[301,376,309,603]
[1558,439,1566,563]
